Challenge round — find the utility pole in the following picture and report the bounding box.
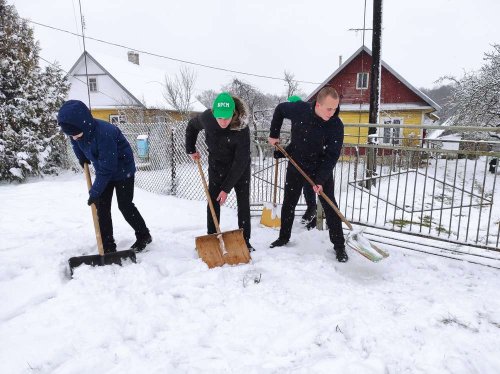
[369,0,383,130]
[366,0,383,189]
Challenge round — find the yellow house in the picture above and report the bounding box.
[307,46,440,147]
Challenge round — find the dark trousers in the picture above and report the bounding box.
[207,163,251,242]
[96,175,149,249]
[279,164,345,249]
[490,158,497,173]
[303,183,317,210]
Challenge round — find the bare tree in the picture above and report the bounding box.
[196,89,218,109]
[163,66,197,120]
[284,70,299,98]
[441,44,500,130]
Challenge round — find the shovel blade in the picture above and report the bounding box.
[260,203,281,229]
[195,229,251,268]
[68,249,137,275]
[346,231,389,262]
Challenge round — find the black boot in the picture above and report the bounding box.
[103,241,117,254]
[246,240,255,252]
[131,232,152,253]
[270,237,289,248]
[301,206,317,225]
[305,216,317,230]
[335,246,348,263]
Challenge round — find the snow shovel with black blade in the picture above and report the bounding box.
[260,157,281,229]
[275,144,389,262]
[68,163,136,275]
[194,158,251,269]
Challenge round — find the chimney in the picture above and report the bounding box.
[339,55,343,67]
[128,51,139,65]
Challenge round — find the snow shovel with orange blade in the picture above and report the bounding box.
[260,157,281,229]
[194,158,251,268]
[68,163,136,275]
[275,144,389,262]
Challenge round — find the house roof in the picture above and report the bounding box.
[306,45,441,111]
[68,51,206,112]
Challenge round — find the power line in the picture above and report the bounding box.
[39,56,136,107]
[27,19,322,85]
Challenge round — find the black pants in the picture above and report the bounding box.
[207,163,251,242]
[279,164,345,249]
[303,183,317,210]
[96,175,149,250]
[490,158,497,173]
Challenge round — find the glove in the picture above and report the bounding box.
[87,195,99,206]
[273,149,285,159]
[79,158,91,168]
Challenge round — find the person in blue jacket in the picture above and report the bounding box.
[58,100,152,253]
[268,87,347,262]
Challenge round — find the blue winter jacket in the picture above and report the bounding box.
[57,100,136,198]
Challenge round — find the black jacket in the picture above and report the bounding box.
[270,100,344,186]
[185,97,251,193]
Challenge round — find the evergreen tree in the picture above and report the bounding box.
[0,0,69,181]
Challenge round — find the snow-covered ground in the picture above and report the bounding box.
[1,172,500,373]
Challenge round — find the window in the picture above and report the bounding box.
[109,114,127,125]
[88,77,97,92]
[381,118,402,145]
[356,72,369,89]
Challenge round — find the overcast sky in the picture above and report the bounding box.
[9,0,500,98]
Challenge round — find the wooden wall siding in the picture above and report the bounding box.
[311,51,426,105]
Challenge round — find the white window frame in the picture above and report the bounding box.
[109,114,127,125]
[356,72,369,89]
[381,117,403,145]
[88,76,98,92]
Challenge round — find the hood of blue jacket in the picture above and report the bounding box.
[57,100,96,139]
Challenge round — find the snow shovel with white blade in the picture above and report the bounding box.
[260,157,281,229]
[194,158,251,268]
[68,163,136,275]
[274,144,389,262]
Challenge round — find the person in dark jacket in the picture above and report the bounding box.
[58,100,152,253]
[185,92,253,251]
[286,95,317,229]
[268,87,348,262]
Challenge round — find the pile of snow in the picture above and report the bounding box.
[1,173,499,373]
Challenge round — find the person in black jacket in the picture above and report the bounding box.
[268,87,348,262]
[286,95,317,229]
[185,92,253,251]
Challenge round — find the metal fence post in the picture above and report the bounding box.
[170,124,177,195]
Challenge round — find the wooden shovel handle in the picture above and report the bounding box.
[83,163,105,256]
[274,143,353,230]
[195,158,222,234]
[273,157,279,205]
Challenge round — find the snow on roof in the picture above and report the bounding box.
[71,52,206,112]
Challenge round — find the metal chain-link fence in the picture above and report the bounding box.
[65,121,500,250]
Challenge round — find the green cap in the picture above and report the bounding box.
[287,95,302,102]
[213,92,235,119]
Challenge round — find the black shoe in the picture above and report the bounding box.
[335,247,348,263]
[131,233,152,253]
[301,207,317,224]
[103,242,117,254]
[246,241,255,252]
[305,216,317,230]
[270,237,289,248]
